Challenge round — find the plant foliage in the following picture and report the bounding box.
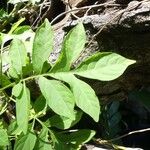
[0,19,135,149]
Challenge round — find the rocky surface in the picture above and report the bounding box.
[52,0,150,98]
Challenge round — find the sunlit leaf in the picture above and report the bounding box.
[12,82,23,97]
[9,38,27,75]
[13,26,31,34]
[14,131,36,150]
[32,19,53,74]
[75,53,136,81]
[0,129,9,146]
[8,67,19,79]
[8,121,22,135]
[50,73,100,122]
[51,22,86,72]
[16,82,30,134]
[9,18,25,34]
[38,77,75,119]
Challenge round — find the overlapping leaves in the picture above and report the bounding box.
[0,19,136,149]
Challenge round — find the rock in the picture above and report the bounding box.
[60,0,150,96]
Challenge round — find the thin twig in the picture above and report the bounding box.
[73,1,143,68]
[51,2,124,25]
[86,1,142,48]
[31,0,51,28]
[96,127,150,144]
[84,1,99,17]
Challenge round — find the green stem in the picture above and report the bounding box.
[0,73,46,91]
[0,42,4,86]
[35,118,56,143]
[8,18,25,34]
[31,118,36,131]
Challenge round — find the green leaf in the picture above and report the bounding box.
[8,67,19,79]
[1,30,34,45]
[70,77,100,122]
[75,52,136,81]
[34,127,52,150]
[53,134,72,150]
[0,129,9,146]
[22,64,33,77]
[12,82,23,97]
[16,82,30,134]
[38,77,75,119]
[58,129,95,145]
[33,95,46,113]
[9,38,27,75]
[41,61,51,73]
[51,22,86,72]
[54,141,71,150]
[14,131,37,150]
[0,9,8,19]
[47,111,82,129]
[0,74,11,87]
[51,73,100,122]
[8,121,22,135]
[9,18,25,34]
[32,19,53,74]
[13,26,31,34]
